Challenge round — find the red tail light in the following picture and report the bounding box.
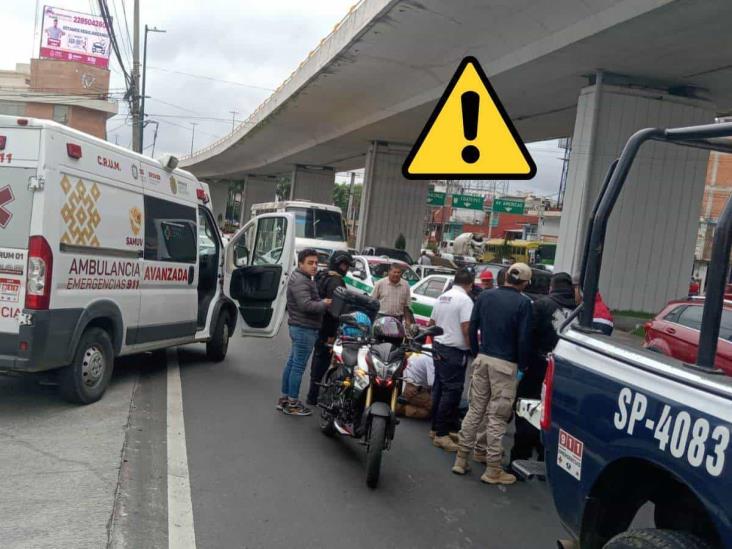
[0,136,6,150]
[25,236,53,310]
[643,321,652,334]
[196,188,209,203]
[540,354,555,431]
[66,143,82,159]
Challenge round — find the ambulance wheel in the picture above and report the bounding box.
[59,328,114,405]
[206,311,230,362]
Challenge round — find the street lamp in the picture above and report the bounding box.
[190,122,198,155]
[140,25,166,151]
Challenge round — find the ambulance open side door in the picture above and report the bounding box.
[224,213,295,338]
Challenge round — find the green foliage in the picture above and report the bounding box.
[395,233,406,250]
[332,183,362,213]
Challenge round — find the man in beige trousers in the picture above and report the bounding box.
[452,263,533,485]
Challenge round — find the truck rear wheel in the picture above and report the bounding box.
[604,529,711,549]
[206,311,230,362]
[59,327,114,405]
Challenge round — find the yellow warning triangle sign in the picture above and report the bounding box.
[403,57,536,180]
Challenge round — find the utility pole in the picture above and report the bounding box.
[190,122,198,155]
[141,25,166,151]
[346,171,356,238]
[229,110,239,132]
[487,180,497,240]
[130,0,141,153]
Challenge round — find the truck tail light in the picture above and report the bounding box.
[25,236,53,310]
[0,136,6,150]
[540,354,555,431]
[66,143,82,159]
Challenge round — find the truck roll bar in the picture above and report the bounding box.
[579,121,732,370]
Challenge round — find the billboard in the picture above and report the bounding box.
[39,6,111,69]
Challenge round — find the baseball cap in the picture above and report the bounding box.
[480,270,494,280]
[507,262,532,282]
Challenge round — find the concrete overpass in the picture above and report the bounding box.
[182,0,732,312]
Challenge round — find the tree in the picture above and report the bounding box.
[332,183,362,216]
[395,233,406,250]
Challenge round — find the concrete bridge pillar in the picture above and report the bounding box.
[290,165,335,205]
[241,176,276,225]
[206,181,231,228]
[356,142,429,260]
[555,82,715,313]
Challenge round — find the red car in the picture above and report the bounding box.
[643,298,732,375]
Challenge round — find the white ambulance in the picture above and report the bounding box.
[0,115,295,403]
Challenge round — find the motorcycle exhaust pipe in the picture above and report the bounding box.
[556,539,579,549]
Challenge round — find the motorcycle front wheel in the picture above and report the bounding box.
[365,416,387,488]
[318,371,337,437]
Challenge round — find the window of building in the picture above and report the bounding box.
[0,101,25,116]
[53,105,69,125]
[144,196,197,263]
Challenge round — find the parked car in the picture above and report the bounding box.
[345,255,420,295]
[409,274,454,325]
[412,264,456,280]
[643,297,732,375]
[362,246,414,266]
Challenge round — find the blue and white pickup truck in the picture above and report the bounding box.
[520,122,732,549]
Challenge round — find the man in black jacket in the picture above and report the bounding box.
[511,272,577,462]
[306,251,353,405]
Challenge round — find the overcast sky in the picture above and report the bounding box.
[1,0,564,197]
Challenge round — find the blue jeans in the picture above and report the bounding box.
[281,325,319,400]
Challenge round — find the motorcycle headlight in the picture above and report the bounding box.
[372,357,388,379]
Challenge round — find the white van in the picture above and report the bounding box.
[251,200,348,258]
[0,116,295,403]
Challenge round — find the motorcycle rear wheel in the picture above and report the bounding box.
[366,416,387,489]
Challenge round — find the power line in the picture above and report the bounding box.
[119,0,134,66]
[97,0,132,89]
[109,0,133,65]
[146,66,275,92]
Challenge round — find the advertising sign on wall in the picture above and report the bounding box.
[39,6,111,69]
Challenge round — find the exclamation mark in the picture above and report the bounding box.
[461,91,480,164]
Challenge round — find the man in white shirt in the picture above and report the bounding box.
[397,353,434,419]
[429,269,474,452]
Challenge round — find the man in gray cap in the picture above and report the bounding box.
[452,262,533,485]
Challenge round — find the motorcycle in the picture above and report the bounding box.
[317,313,443,488]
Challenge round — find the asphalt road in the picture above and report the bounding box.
[1,327,566,549]
[178,327,564,549]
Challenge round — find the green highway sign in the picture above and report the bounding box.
[451,194,484,210]
[427,191,446,206]
[492,198,525,214]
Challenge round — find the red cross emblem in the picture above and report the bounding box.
[0,185,15,229]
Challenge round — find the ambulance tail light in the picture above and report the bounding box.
[26,236,53,310]
[66,143,82,159]
[540,354,555,431]
[0,136,6,150]
[196,188,209,203]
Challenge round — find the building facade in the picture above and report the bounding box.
[0,59,117,138]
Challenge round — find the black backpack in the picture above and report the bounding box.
[315,270,335,299]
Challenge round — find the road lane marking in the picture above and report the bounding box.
[167,348,197,548]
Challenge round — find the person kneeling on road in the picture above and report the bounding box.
[278,249,332,416]
[430,269,474,452]
[396,352,434,419]
[452,263,533,485]
[306,251,353,406]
